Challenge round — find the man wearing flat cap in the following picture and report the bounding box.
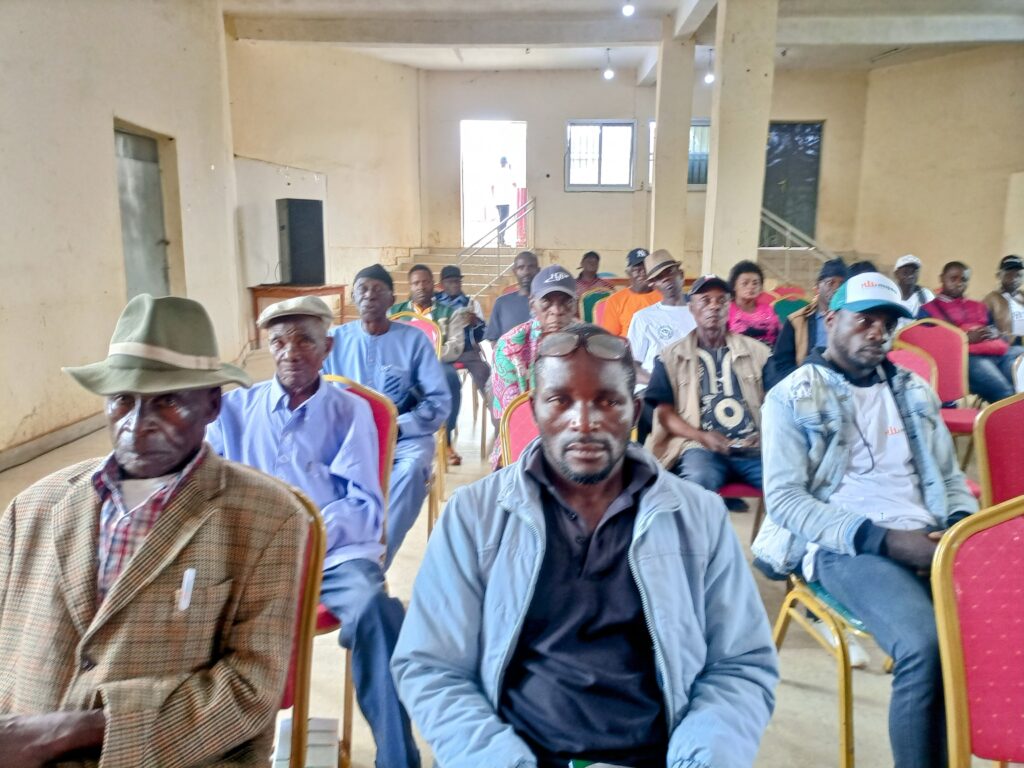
[207,296,420,768]
[0,294,308,767]
[324,264,451,567]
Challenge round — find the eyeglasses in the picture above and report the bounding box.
[537,331,630,361]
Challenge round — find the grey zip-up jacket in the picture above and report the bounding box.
[392,441,778,768]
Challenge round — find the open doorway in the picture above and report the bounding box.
[460,120,527,248]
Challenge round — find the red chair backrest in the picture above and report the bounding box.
[974,393,1024,506]
[323,375,397,502]
[895,319,968,403]
[947,510,1024,762]
[887,346,937,388]
[594,296,610,327]
[500,392,539,465]
[393,313,442,356]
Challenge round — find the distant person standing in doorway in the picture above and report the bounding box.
[492,156,518,246]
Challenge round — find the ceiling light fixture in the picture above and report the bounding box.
[622,3,635,16]
[703,47,715,84]
[603,48,615,80]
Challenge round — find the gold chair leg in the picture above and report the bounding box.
[750,497,766,544]
[340,650,354,768]
[427,478,438,537]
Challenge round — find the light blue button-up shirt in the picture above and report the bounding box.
[207,376,384,568]
[323,320,450,441]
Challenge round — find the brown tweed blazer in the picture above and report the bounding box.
[0,449,308,767]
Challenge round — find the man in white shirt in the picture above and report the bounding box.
[627,250,695,380]
[491,156,518,246]
[892,254,934,323]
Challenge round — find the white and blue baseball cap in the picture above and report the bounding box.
[829,272,913,318]
[531,265,577,300]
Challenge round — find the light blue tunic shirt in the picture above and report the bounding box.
[207,376,384,568]
[323,320,451,441]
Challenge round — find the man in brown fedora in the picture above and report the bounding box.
[0,294,309,767]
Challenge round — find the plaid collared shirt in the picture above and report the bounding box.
[93,447,206,604]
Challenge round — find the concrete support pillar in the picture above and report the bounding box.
[701,0,779,276]
[650,20,695,264]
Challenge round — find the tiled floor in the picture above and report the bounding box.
[0,357,990,767]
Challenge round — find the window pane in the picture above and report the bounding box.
[599,124,633,186]
[688,123,710,185]
[568,124,600,185]
[648,121,656,187]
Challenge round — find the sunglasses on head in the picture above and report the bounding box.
[537,330,630,361]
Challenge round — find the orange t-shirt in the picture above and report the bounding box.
[599,289,663,336]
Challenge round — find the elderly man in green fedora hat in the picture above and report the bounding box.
[0,294,309,767]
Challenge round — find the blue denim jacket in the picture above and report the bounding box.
[392,441,778,768]
[752,358,978,575]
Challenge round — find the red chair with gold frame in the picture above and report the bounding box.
[318,375,398,768]
[390,312,446,534]
[933,497,1024,768]
[894,319,981,466]
[278,489,327,768]
[499,391,539,466]
[972,392,1024,507]
[887,345,937,387]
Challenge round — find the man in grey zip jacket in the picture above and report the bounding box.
[393,323,777,768]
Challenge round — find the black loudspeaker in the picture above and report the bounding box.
[276,198,325,285]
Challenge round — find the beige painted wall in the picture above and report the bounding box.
[227,41,421,285]
[0,0,244,453]
[420,69,657,268]
[855,45,1024,293]
[684,70,868,260]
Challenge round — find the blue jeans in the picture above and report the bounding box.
[385,436,433,569]
[443,363,461,442]
[319,559,420,768]
[814,550,945,768]
[675,447,763,491]
[968,346,1023,403]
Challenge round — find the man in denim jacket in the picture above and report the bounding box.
[394,324,777,768]
[753,272,977,768]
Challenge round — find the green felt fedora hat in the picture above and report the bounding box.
[64,294,252,396]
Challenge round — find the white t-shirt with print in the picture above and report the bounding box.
[804,382,934,579]
[627,302,696,373]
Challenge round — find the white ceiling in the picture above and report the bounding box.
[223,0,1024,75]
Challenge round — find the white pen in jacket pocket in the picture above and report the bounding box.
[176,568,196,611]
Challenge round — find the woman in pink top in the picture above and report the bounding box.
[727,260,780,346]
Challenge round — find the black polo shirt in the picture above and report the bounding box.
[497,447,667,768]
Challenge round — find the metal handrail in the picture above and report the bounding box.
[458,197,534,261]
[460,198,536,301]
[759,207,837,263]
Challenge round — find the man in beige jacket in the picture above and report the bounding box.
[645,275,771,508]
[0,295,307,767]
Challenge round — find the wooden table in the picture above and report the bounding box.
[248,284,346,348]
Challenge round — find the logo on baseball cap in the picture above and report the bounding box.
[829,272,913,318]
[531,265,576,300]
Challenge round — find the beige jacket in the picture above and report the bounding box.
[647,332,771,469]
[0,451,308,767]
[983,289,1023,341]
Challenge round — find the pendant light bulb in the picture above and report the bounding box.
[622,3,635,16]
[603,48,615,80]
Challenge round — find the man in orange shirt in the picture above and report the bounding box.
[600,248,662,336]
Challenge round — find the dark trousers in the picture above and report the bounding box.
[496,204,511,244]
